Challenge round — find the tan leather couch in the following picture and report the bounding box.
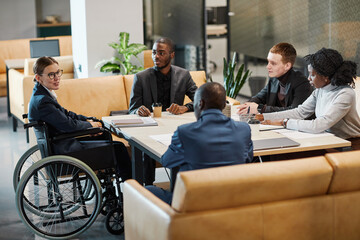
[52,71,239,119]
[9,56,74,127]
[0,36,72,97]
[123,150,360,240]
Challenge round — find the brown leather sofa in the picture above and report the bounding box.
[123,150,360,240]
[0,36,72,97]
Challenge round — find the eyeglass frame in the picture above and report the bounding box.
[40,69,63,80]
[152,50,174,57]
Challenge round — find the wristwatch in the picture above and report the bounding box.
[257,104,264,114]
[283,118,289,128]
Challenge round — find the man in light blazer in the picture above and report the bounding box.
[128,37,198,185]
[128,37,197,116]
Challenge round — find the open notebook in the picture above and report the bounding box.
[253,137,300,151]
[111,116,157,128]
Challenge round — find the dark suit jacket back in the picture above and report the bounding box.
[161,109,253,172]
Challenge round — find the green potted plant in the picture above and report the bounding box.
[95,32,148,75]
[223,52,251,99]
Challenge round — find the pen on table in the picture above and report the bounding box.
[259,127,285,132]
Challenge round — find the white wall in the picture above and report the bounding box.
[70,0,144,78]
[70,0,88,78]
[0,0,36,40]
[36,0,71,23]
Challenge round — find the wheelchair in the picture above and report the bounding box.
[14,115,126,239]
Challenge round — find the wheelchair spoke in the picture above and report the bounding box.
[16,156,102,239]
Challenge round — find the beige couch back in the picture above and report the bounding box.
[56,75,128,119]
[55,71,206,119]
[124,150,360,240]
[24,55,74,77]
[172,157,333,213]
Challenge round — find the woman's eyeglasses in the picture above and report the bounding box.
[42,69,63,79]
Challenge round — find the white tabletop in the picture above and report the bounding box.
[5,59,25,69]
[103,111,351,159]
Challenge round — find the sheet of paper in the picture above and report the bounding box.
[274,129,334,139]
[149,133,172,146]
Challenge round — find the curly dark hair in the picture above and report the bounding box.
[304,48,357,88]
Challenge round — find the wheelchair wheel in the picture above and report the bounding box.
[105,207,124,235]
[13,145,41,191]
[16,155,102,240]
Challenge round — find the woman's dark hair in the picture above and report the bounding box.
[304,48,357,88]
[33,56,58,75]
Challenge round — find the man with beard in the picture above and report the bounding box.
[128,37,198,185]
[129,37,197,116]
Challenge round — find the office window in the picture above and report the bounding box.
[229,0,360,73]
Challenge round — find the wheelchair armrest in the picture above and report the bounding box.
[52,127,104,141]
[24,121,45,129]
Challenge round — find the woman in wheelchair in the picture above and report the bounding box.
[28,56,132,181]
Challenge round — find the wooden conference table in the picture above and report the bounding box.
[103,112,351,185]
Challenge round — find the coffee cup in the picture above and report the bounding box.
[152,103,162,118]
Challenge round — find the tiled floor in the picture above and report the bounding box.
[0,96,124,240]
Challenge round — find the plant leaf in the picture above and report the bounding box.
[119,32,129,49]
[100,63,121,72]
[96,31,147,74]
[222,52,251,98]
[127,43,148,56]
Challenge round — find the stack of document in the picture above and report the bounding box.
[111,116,158,128]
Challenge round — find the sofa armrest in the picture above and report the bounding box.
[226,96,240,105]
[25,55,73,75]
[9,69,27,122]
[124,180,176,240]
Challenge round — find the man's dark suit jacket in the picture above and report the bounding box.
[128,66,197,114]
[249,69,313,113]
[161,109,253,172]
[28,82,92,154]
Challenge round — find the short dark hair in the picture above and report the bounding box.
[33,56,58,75]
[198,82,226,110]
[154,37,175,53]
[304,48,357,87]
[270,42,297,66]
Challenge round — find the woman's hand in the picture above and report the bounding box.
[89,121,102,128]
[255,114,264,121]
[262,119,283,126]
[88,121,103,136]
